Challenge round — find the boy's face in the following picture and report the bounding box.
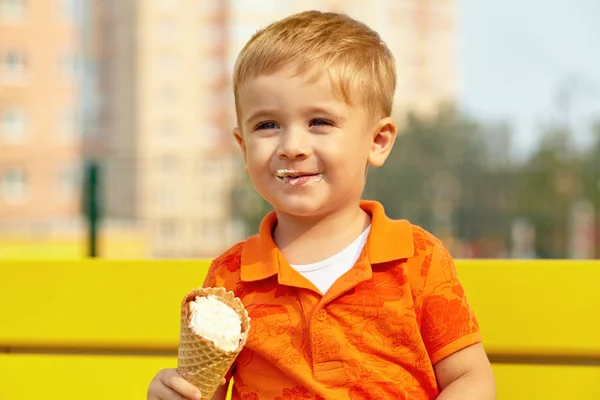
[234,67,397,218]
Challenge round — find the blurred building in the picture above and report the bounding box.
[0,0,85,234]
[94,0,241,258]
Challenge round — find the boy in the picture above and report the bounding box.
[148,10,496,400]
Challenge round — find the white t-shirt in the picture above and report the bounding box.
[290,226,371,294]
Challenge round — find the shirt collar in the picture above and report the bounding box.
[240,200,415,282]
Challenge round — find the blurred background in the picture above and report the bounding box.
[0,0,599,260]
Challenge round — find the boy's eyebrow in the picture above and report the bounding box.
[245,109,278,126]
[304,106,345,121]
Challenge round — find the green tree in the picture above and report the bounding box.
[581,120,600,257]
[230,160,272,236]
[364,105,503,248]
[514,124,585,258]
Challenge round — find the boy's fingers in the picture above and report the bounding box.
[160,371,201,400]
[154,384,193,400]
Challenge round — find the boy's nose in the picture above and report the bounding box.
[276,128,310,160]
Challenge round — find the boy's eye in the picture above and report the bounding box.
[310,119,332,127]
[255,121,279,130]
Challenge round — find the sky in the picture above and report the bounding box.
[458,0,600,158]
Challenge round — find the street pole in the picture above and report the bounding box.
[84,161,100,258]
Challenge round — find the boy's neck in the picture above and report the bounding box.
[272,202,371,265]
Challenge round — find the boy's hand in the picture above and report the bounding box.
[147,368,201,400]
[147,369,228,400]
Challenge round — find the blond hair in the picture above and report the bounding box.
[233,10,396,121]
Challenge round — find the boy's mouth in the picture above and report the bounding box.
[274,169,323,187]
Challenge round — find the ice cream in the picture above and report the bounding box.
[188,294,243,352]
[177,287,250,400]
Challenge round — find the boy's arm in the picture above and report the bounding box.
[434,343,496,399]
[415,235,495,399]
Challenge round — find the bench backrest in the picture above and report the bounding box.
[1,260,599,399]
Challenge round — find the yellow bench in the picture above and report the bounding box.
[1,260,599,399]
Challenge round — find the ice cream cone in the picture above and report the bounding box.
[177,287,250,400]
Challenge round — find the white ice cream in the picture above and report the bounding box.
[188,295,242,352]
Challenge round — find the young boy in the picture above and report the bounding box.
[148,10,495,400]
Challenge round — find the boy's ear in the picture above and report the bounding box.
[368,117,397,167]
[233,127,248,165]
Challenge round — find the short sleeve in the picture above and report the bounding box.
[202,242,244,289]
[419,243,481,364]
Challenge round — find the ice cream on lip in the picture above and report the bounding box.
[274,168,324,186]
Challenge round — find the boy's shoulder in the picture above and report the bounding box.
[204,234,260,287]
[409,223,446,253]
[210,240,245,274]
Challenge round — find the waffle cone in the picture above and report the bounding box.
[177,287,250,400]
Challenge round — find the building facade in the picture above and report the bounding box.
[95,0,240,257]
[0,0,86,231]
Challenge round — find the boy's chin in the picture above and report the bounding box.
[271,196,350,218]
[270,198,326,217]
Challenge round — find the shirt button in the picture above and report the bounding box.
[316,309,327,321]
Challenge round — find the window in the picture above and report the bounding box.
[155,0,177,11]
[57,0,77,21]
[0,107,26,143]
[158,56,178,79]
[198,125,220,147]
[159,221,178,240]
[160,86,178,105]
[59,52,79,80]
[160,155,179,172]
[157,20,178,43]
[157,188,178,208]
[227,219,246,242]
[206,91,223,111]
[198,0,220,15]
[159,120,178,137]
[201,59,222,80]
[202,24,222,45]
[59,108,80,139]
[200,188,219,207]
[0,0,25,22]
[1,167,26,203]
[199,160,221,175]
[201,220,220,240]
[57,163,81,198]
[198,159,223,182]
[229,0,287,13]
[1,51,26,82]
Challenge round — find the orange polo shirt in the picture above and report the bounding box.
[203,201,481,399]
